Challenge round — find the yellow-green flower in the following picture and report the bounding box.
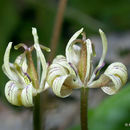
[47,28,128,97]
[2,28,50,107]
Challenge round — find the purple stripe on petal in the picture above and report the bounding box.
[8,83,14,96]
[26,85,29,103]
[95,62,105,74]
[24,72,31,82]
[47,61,51,66]
[68,62,77,76]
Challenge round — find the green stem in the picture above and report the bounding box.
[33,94,41,130]
[80,87,89,130]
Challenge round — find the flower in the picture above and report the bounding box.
[47,28,128,97]
[2,28,50,107]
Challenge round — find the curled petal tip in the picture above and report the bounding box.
[9,42,13,45]
[99,28,103,33]
[104,62,128,85]
[47,48,51,52]
[14,43,27,50]
[80,28,84,32]
[86,38,91,43]
[32,27,37,34]
[101,62,128,95]
[40,45,51,52]
[7,42,13,49]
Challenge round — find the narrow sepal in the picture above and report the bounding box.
[98,29,108,67]
[32,27,48,91]
[84,39,93,83]
[3,42,18,81]
[66,28,83,66]
[88,29,108,83]
[14,53,28,73]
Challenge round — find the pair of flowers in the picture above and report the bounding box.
[3,28,128,107]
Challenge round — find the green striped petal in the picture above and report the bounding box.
[101,62,128,95]
[47,56,82,97]
[52,75,73,98]
[14,53,28,73]
[104,62,128,85]
[84,39,93,84]
[97,29,108,68]
[5,80,36,107]
[53,55,77,76]
[5,81,22,106]
[52,74,82,98]
[88,62,128,95]
[21,84,33,107]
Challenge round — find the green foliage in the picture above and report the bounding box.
[69,83,130,130]
[0,0,20,97]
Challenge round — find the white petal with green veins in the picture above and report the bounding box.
[104,62,128,85]
[47,55,82,97]
[52,75,73,98]
[5,81,22,106]
[101,62,128,95]
[15,53,28,73]
[98,29,108,68]
[85,39,93,83]
[21,84,33,107]
[101,74,122,95]
[53,55,77,76]
[66,28,83,66]
[47,63,68,87]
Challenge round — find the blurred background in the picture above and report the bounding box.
[0,0,130,130]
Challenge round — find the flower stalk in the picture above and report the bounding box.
[33,94,41,130]
[80,87,89,130]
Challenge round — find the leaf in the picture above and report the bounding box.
[89,83,130,130]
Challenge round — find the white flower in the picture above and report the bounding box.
[3,28,50,107]
[47,28,128,97]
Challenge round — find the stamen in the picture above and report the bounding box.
[40,44,51,52]
[14,43,28,50]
